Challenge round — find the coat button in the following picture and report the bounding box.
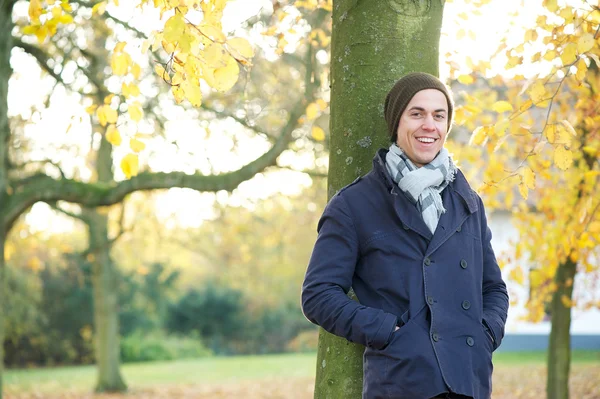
[457,225,462,232]
[427,296,434,305]
[466,337,474,347]
[460,259,468,269]
[462,300,471,310]
[432,333,439,342]
[402,223,409,230]
[424,257,431,266]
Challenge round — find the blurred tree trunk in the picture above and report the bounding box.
[0,1,15,397]
[315,0,446,397]
[85,137,127,392]
[547,259,576,399]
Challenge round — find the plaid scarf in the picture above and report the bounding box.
[385,144,457,234]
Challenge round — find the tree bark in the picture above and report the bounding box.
[87,207,127,392]
[88,130,127,391]
[0,1,15,398]
[546,259,576,399]
[315,1,445,397]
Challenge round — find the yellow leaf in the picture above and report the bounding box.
[210,55,239,92]
[198,22,226,43]
[521,167,535,189]
[104,106,118,124]
[311,126,325,141]
[111,52,130,76]
[491,101,513,113]
[154,64,169,80]
[493,120,509,136]
[130,138,146,153]
[29,0,44,22]
[561,120,577,137]
[561,295,573,308]
[456,29,465,40]
[131,63,141,79]
[61,0,72,12]
[576,58,588,82]
[128,102,143,122]
[518,182,528,200]
[560,43,577,65]
[104,94,114,105]
[528,81,547,104]
[554,145,573,170]
[469,126,490,146]
[97,105,107,127]
[114,41,127,53]
[52,6,62,18]
[577,33,595,54]
[181,79,202,107]
[316,99,328,110]
[544,0,558,13]
[172,85,185,104]
[505,56,523,69]
[543,50,556,61]
[519,99,533,113]
[171,72,184,86]
[164,14,186,43]
[92,1,107,15]
[121,153,139,178]
[509,266,524,285]
[85,104,98,114]
[204,42,228,68]
[105,125,122,146]
[227,37,254,60]
[306,103,319,120]
[457,74,474,85]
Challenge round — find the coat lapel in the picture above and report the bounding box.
[426,171,479,255]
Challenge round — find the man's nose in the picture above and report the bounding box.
[422,115,436,131]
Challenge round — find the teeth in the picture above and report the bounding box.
[417,137,435,143]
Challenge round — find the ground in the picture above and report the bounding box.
[6,364,600,399]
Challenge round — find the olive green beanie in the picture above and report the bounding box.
[384,72,454,142]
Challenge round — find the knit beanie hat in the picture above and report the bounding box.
[384,72,454,142]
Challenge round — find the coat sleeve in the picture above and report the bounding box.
[301,193,398,350]
[479,198,509,351]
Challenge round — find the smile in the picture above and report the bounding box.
[416,137,436,143]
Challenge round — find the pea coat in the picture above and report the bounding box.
[301,149,509,399]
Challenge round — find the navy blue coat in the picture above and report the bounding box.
[302,149,509,399]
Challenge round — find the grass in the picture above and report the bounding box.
[5,353,317,394]
[5,351,599,395]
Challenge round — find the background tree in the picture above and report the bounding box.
[450,1,600,398]
[2,0,329,396]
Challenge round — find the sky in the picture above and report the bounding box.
[16,0,548,233]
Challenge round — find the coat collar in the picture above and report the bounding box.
[373,148,478,215]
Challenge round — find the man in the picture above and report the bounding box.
[301,72,509,399]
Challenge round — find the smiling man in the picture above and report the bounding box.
[301,72,509,399]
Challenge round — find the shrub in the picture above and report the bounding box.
[120,331,211,363]
[286,329,319,353]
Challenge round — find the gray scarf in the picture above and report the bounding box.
[385,144,457,234]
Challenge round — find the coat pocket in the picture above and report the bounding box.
[363,305,445,399]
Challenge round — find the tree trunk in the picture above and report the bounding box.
[87,208,127,392]
[315,0,446,397]
[88,132,126,392]
[547,258,576,399]
[0,1,15,397]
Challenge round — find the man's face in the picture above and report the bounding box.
[395,89,448,168]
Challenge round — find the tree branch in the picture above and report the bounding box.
[5,86,309,230]
[13,38,65,84]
